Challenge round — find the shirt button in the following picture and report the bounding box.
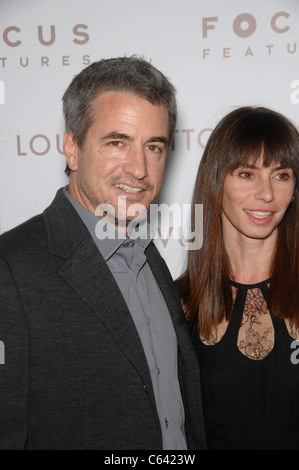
[142,383,148,393]
[123,241,133,247]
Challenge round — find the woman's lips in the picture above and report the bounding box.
[244,209,275,224]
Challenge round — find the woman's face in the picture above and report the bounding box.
[221,157,295,243]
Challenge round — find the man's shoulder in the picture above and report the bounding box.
[0,214,47,256]
[0,188,70,258]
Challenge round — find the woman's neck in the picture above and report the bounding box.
[224,230,277,285]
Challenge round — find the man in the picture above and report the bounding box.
[0,57,206,450]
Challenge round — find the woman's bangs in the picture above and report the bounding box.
[226,140,264,173]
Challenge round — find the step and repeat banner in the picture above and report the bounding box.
[1,0,299,278]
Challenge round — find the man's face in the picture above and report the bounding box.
[64,91,170,228]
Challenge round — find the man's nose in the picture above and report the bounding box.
[122,147,148,180]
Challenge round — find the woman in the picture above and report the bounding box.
[178,106,299,450]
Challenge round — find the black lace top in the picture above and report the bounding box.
[191,280,299,450]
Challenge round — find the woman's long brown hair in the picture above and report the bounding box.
[178,106,299,337]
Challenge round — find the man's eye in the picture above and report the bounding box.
[148,145,161,152]
[110,141,121,147]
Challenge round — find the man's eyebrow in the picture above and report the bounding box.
[101,132,134,142]
[100,133,168,146]
[147,136,168,146]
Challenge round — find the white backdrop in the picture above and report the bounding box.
[1,0,299,279]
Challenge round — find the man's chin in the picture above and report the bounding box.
[117,201,149,222]
[95,198,150,235]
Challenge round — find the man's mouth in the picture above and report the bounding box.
[244,209,274,219]
[115,183,143,194]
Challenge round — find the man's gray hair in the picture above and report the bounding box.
[62,56,177,175]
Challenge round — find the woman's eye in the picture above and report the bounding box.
[239,171,253,179]
[276,172,289,181]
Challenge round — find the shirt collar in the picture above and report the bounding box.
[63,187,152,261]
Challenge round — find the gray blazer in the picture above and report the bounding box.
[0,189,206,450]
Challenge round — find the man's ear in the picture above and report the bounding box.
[63,131,79,171]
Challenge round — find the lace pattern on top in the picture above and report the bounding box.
[285,318,299,340]
[200,283,276,361]
[237,287,274,360]
[200,281,299,360]
[200,318,229,346]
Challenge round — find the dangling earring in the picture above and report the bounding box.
[292,195,295,202]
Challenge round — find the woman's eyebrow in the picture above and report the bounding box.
[239,163,292,171]
[238,163,257,169]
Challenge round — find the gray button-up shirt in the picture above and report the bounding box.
[63,188,187,450]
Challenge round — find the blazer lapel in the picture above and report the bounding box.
[145,242,198,367]
[145,242,182,320]
[43,189,153,386]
